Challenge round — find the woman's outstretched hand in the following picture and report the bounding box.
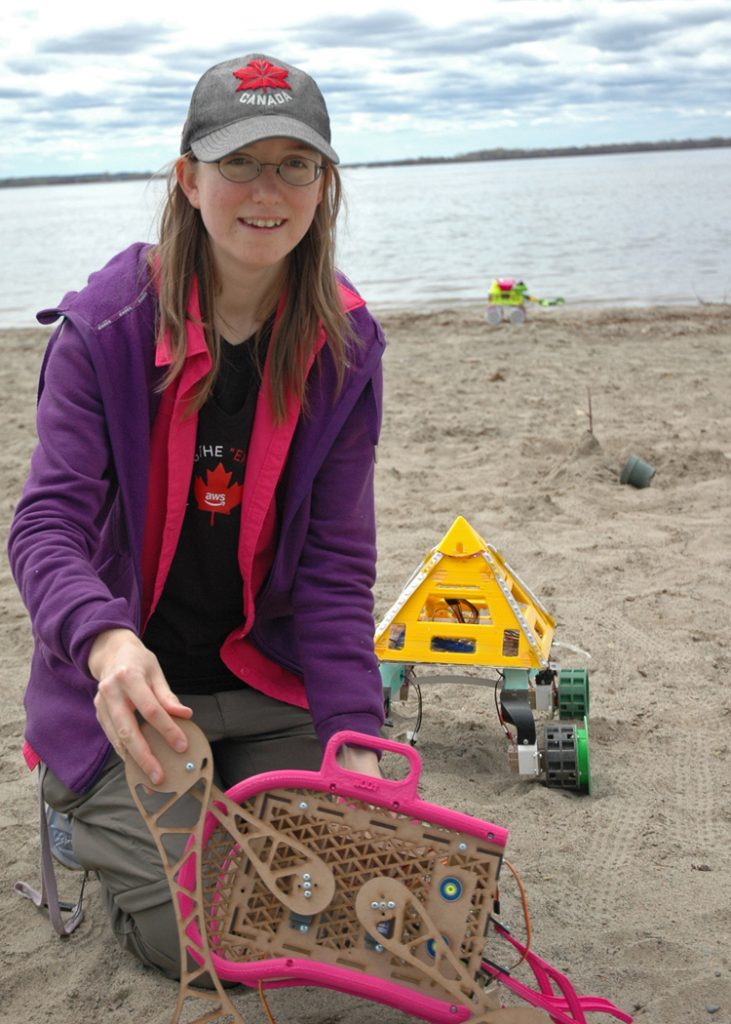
[89,628,193,784]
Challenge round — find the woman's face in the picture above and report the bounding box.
[177,137,325,285]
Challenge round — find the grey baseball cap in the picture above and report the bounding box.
[181,54,339,164]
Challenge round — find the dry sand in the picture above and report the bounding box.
[1,303,730,1023]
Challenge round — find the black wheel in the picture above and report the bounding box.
[543,720,590,794]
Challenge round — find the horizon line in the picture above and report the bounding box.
[1,135,729,189]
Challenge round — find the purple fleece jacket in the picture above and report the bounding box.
[8,243,385,792]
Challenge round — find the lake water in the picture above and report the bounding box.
[1,148,729,328]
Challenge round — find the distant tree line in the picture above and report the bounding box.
[0,170,165,189]
[347,136,731,169]
[2,137,730,188]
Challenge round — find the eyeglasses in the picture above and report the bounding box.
[216,152,324,187]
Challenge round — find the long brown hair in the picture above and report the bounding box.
[149,158,350,422]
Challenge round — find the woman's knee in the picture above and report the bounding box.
[106,890,181,978]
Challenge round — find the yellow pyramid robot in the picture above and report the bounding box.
[375,516,591,793]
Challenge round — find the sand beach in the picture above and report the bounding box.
[1,301,730,1023]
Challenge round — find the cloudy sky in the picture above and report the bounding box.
[2,0,730,179]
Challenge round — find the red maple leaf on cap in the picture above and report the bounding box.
[233,59,291,93]
[193,463,243,526]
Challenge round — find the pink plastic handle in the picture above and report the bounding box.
[320,729,424,807]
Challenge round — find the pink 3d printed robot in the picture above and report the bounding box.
[125,719,630,1024]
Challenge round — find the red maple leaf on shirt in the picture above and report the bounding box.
[193,463,242,526]
[233,59,291,93]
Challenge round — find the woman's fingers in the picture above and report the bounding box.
[335,745,382,778]
[90,628,192,783]
[94,672,163,783]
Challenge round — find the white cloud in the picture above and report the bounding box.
[1,0,730,177]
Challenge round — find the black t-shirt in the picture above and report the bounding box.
[143,328,269,693]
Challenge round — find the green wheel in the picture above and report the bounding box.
[575,716,591,795]
[557,667,590,720]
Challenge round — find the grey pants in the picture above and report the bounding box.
[42,688,322,978]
